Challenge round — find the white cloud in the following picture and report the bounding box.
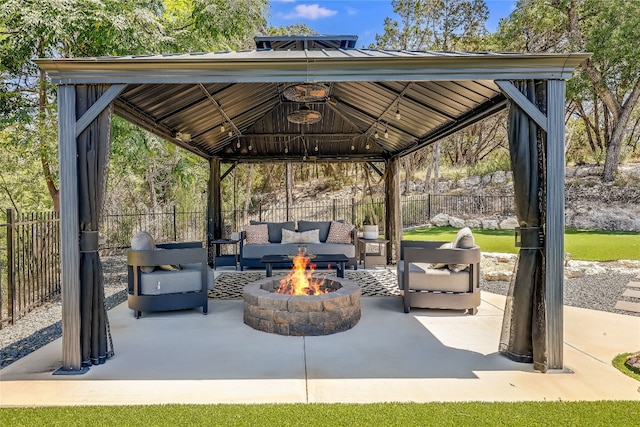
[284,4,338,20]
[346,7,358,16]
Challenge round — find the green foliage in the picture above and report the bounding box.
[612,353,640,385]
[2,401,640,426]
[373,0,490,50]
[267,23,316,36]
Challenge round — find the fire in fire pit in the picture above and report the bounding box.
[277,253,330,295]
[243,253,361,336]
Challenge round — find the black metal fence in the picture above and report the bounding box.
[100,207,206,249]
[0,209,60,327]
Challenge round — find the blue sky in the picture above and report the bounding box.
[268,0,517,48]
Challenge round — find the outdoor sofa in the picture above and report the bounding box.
[238,220,358,270]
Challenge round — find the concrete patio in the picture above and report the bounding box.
[1,285,639,407]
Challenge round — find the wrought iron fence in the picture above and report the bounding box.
[100,207,206,249]
[0,209,60,327]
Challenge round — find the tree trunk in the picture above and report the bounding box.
[38,68,59,211]
[242,164,254,226]
[285,162,293,221]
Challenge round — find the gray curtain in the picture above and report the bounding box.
[76,85,114,366]
[499,80,548,372]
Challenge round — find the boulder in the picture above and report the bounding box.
[430,213,450,227]
[465,219,482,229]
[499,217,519,230]
[449,216,466,228]
[482,219,499,230]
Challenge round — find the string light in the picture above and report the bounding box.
[384,123,389,139]
[248,140,252,151]
[284,146,289,153]
[228,130,233,137]
[220,123,225,133]
[365,142,370,150]
[351,144,355,150]
[236,140,241,148]
[395,101,401,120]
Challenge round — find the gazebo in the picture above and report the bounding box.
[35,35,590,374]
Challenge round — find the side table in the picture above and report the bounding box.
[357,237,389,268]
[211,239,239,270]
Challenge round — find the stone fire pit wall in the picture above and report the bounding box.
[243,276,361,336]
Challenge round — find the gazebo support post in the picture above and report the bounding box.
[545,79,566,370]
[207,157,222,266]
[385,156,402,264]
[58,84,82,371]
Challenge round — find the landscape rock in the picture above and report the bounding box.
[448,216,466,228]
[431,213,450,227]
[499,217,519,230]
[482,219,499,230]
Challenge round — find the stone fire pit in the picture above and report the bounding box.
[243,275,361,336]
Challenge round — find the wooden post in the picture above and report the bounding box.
[207,157,222,265]
[385,157,402,264]
[58,84,82,371]
[545,79,566,370]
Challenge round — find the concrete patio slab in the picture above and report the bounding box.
[1,292,639,406]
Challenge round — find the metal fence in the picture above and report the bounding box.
[100,207,206,249]
[0,209,60,327]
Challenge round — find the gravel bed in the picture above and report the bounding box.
[1,256,638,370]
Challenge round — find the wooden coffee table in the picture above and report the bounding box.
[260,254,349,278]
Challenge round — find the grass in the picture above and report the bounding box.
[2,401,640,426]
[402,227,640,261]
[613,353,640,388]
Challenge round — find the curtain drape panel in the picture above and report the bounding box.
[499,80,548,373]
[76,85,114,366]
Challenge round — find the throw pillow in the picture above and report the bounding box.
[433,242,453,269]
[453,227,475,249]
[281,228,321,244]
[326,221,354,244]
[245,224,269,244]
[250,221,295,243]
[130,231,156,273]
[297,220,333,242]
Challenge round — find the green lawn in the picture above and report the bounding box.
[402,227,640,262]
[1,401,639,426]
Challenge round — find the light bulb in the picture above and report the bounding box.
[284,146,289,153]
[384,130,389,139]
[220,124,225,133]
[228,130,233,137]
[365,143,370,150]
[236,141,241,148]
[374,131,379,139]
[395,109,401,120]
[314,145,319,151]
[351,145,355,150]
[248,144,252,151]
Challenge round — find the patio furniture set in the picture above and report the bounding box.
[126,226,481,318]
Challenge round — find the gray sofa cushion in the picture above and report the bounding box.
[242,243,355,259]
[139,263,213,295]
[397,260,470,292]
[250,221,295,243]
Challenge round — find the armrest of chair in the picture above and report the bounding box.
[403,246,480,265]
[127,246,206,267]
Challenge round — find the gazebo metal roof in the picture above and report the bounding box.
[36,36,589,163]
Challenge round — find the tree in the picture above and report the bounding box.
[372,0,495,192]
[495,0,640,181]
[373,0,489,51]
[0,0,268,210]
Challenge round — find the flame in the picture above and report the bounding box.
[277,252,330,295]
